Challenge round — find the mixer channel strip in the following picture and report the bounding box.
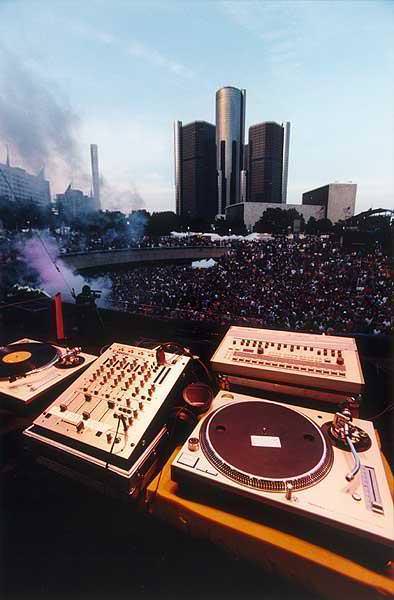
[25,343,191,472]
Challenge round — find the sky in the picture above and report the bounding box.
[0,0,393,214]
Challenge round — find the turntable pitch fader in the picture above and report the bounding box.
[172,391,393,558]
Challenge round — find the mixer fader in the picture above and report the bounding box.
[25,343,191,493]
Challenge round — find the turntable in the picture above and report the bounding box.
[172,391,393,556]
[0,339,97,406]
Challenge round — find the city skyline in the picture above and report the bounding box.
[0,1,393,213]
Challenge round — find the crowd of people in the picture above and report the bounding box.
[57,232,226,254]
[102,236,393,336]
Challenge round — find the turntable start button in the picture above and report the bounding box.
[177,453,198,468]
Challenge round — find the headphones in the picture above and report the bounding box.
[170,382,214,431]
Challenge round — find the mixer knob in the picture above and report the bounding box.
[84,393,92,401]
[59,403,67,412]
[337,356,344,365]
[82,410,90,420]
[126,397,130,406]
[138,401,144,410]
[140,380,145,388]
[125,381,130,389]
[135,387,139,394]
[144,373,149,381]
[133,409,138,418]
[257,348,264,355]
[128,416,133,426]
[121,370,125,377]
[106,432,112,443]
[108,400,115,409]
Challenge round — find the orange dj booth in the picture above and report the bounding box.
[146,449,393,600]
[2,326,393,600]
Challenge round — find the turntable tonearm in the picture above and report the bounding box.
[172,391,393,556]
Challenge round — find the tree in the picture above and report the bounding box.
[147,211,181,236]
[254,208,304,234]
[0,196,52,231]
[315,218,333,233]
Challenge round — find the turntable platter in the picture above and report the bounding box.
[0,343,60,380]
[200,400,333,491]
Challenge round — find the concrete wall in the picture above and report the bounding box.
[61,246,229,271]
[327,184,357,223]
[227,202,325,229]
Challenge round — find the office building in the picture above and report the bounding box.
[282,121,290,203]
[302,183,357,223]
[56,185,94,221]
[216,86,246,213]
[174,120,217,219]
[90,144,101,211]
[174,121,182,216]
[0,150,50,206]
[227,182,356,229]
[248,122,284,204]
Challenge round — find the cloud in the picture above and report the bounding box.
[73,22,194,79]
[221,1,304,67]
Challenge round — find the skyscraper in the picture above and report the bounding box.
[216,86,246,213]
[248,122,284,204]
[174,120,217,219]
[90,144,101,211]
[282,121,290,204]
[174,121,182,216]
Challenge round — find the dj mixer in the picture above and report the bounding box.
[25,343,191,495]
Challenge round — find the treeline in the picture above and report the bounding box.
[0,195,392,241]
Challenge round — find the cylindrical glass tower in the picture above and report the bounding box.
[216,86,246,214]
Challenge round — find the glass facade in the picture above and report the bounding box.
[216,87,246,213]
[174,121,217,219]
[248,122,284,204]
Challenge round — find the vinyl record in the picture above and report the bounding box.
[200,400,333,492]
[0,343,60,380]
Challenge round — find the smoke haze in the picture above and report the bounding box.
[16,232,111,307]
[100,178,145,213]
[0,46,83,186]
